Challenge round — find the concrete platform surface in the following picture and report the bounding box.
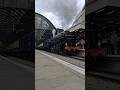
[35,50,85,90]
[0,55,34,90]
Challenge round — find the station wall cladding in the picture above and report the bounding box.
[0,0,35,62]
[86,0,120,90]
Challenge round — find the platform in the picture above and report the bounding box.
[0,55,34,90]
[35,50,85,90]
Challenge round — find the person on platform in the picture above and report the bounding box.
[110,31,119,55]
[80,39,85,49]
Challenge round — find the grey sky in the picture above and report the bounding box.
[35,0,85,30]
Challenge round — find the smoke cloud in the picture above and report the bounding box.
[35,0,85,30]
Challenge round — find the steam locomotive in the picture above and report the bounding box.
[43,31,81,55]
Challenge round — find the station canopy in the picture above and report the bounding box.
[0,7,34,47]
[86,6,120,34]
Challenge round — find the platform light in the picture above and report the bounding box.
[106,11,115,14]
[95,8,105,13]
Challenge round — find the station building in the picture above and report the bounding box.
[68,9,85,32]
[35,13,56,47]
[86,0,120,55]
[67,8,85,41]
[0,0,34,61]
[67,8,85,49]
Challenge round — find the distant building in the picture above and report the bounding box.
[35,13,56,46]
[56,28,64,35]
[66,8,85,50]
[67,9,85,32]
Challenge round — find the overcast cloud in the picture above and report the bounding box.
[35,0,85,30]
